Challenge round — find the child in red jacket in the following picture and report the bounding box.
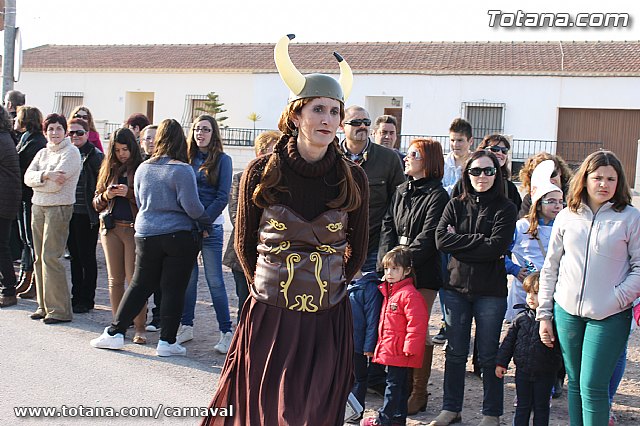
[361,246,429,426]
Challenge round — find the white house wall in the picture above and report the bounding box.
[15,71,640,142]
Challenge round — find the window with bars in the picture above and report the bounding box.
[461,102,505,141]
[53,92,84,118]
[181,95,209,126]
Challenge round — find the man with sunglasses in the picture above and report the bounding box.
[340,105,405,404]
[66,118,104,314]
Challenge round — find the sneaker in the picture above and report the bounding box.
[360,417,381,426]
[176,325,194,344]
[156,340,186,357]
[214,331,233,354]
[432,324,447,345]
[90,327,124,350]
[145,319,161,332]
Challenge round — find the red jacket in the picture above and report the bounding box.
[373,277,429,368]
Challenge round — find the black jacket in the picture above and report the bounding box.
[16,131,47,203]
[75,143,104,226]
[496,305,562,376]
[378,177,449,290]
[0,131,21,219]
[436,184,517,297]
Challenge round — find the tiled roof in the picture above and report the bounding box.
[21,41,640,76]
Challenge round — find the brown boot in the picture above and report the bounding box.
[18,276,36,299]
[407,344,434,415]
[15,271,33,294]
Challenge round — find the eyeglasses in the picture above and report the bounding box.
[73,113,89,119]
[540,199,566,206]
[68,130,86,136]
[194,127,212,133]
[486,146,509,154]
[344,119,371,127]
[406,151,422,160]
[468,166,497,177]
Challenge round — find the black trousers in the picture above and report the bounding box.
[109,231,199,343]
[67,213,99,308]
[0,217,17,296]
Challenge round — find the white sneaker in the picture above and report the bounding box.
[156,340,186,357]
[214,331,233,354]
[176,325,194,344]
[90,327,124,350]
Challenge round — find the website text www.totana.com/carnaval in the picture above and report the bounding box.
[14,404,233,419]
[488,10,631,29]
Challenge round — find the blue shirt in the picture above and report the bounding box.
[134,156,211,237]
[192,150,233,223]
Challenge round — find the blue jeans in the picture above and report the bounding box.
[513,371,554,426]
[181,225,232,333]
[378,365,408,426]
[442,290,506,416]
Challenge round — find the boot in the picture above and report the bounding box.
[477,415,500,426]
[18,275,36,299]
[15,271,32,294]
[407,344,434,415]
[428,410,461,426]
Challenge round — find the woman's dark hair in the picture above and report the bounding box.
[0,106,14,132]
[16,106,43,134]
[477,134,511,179]
[68,118,89,132]
[125,113,150,130]
[408,138,444,179]
[151,119,188,163]
[460,150,504,200]
[253,97,362,212]
[567,150,631,213]
[96,128,142,194]
[43,113,67,133]
[187,114,224,187]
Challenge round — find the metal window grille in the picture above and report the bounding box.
[53,92,83,118]
[461,102,505,141]
[181,95,208,126]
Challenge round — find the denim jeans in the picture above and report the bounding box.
[442,289,506,416]
[554,303,631,426]
[513,371,554,426]
[352,352,370,408]
[181,224,232,333]
[378,365,408,425]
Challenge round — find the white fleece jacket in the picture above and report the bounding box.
[537,202,640,321]
[24,137,81,207]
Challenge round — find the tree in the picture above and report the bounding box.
[195,92,228,126]
[247,112,261,140]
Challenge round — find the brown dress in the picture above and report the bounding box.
[202,139,369,426]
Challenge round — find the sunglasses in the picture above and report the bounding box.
[194,127,212,133]
[486,145,509,154]
[406,151,422,160]
[468,166,497,177]
[68,130,86,136]
[73,113,89,119]
[344,119,371,127]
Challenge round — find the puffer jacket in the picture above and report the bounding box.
[348,273,383,354]
[378,177,450,290]
[436,184,517,297]
[496,305,562,377]
[538,202,640,321]
[373,277,429,368]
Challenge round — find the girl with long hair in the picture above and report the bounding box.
[70,105,103,152]
[92,128,147,343]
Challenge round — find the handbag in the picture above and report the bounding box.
[100,210,115,231]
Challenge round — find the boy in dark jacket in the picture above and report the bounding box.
[495,272,562,426]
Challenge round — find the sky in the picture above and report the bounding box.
[13,0,640,49]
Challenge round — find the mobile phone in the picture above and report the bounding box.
[109,184,118,189]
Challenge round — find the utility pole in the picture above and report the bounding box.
[2,0,16,101]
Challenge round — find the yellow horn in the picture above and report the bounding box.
[334,52,353,101]
[274,34,305,95]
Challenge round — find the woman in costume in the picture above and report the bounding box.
[202,34,369,426]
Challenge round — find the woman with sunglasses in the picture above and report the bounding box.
[476,134,521,213]
[92,128,148,343]
[538,151,640,426]
[69,106,103,152]
[377,138,449,415]
[66,118,104,314]
[431,150,517,426]
[176,114,233,353]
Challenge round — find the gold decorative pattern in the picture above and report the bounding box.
[326,222,343,232]
[279,253,301,307]
[310,252,328,307]
[316,244,337,254]
[290,294,318,312]
[268,219,287,231]
[269,241,291,254]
